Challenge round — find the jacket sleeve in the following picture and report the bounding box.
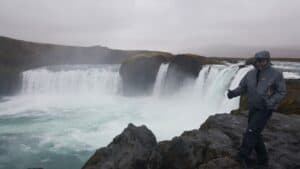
[231,73,248,97]
[266,72,287,109]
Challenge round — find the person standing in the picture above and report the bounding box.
[227,51,287,169]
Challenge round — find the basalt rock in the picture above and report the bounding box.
[164,54,221,92]
[0,65,22,95]
[82,123,157,169]
[119,53,172,96]
[82,112,300,169]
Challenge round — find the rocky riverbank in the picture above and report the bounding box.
[82,111,300,169]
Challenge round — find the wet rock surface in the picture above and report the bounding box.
[119,53,172,96]
[82,112,300,169]
[82,123,157,169]
[164,54,221,92]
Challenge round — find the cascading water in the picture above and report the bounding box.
[0,61,298,169]
[153,63,169,96]
[221,65,254,113]
[192,64,250,114]
[22,65,121,95]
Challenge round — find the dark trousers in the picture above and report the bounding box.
[239,108,272,164]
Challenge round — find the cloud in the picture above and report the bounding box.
[0,0,300,56]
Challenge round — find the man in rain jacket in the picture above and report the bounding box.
[227,51,286,169]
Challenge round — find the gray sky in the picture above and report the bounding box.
[1,0,300,57]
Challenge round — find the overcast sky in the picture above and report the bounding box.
[1,0,300,57]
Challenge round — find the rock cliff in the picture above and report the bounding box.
[82,111,300,169]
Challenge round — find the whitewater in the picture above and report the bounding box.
[0,62,299,169]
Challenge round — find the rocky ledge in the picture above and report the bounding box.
[82,111,300,169]
[119,54,222,96]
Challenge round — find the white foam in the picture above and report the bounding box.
[153,63,169,96]
[283,72,300,79]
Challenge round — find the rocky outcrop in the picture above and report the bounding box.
[119,53,222,95]
[82,112,300,169]
[0,65,22,95]
[119,53,173,96]
[234,79,300,115]
[0,36,172,70]
[164,54,221,92]
[82,123,157,169]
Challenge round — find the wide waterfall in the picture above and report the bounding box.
[0,62,299,169]
[21,65,121,95]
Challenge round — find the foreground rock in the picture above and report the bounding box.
[82,124,157,169]
[82,112,300,169]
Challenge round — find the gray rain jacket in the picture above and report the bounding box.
[231,63,287,110]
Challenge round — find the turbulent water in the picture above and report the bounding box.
[0,62,299,169]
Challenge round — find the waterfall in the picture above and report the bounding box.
[194,65,210,96]
[153,63,169,96]
[19,63,252,114]
[21,64,121,96]
[220,65,253,113]
[193,64,241,114]
[2,61,300,169]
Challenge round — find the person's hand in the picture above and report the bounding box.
[265,98,275,111]
[227,90,235,99]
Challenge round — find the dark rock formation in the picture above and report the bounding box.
[164,54,221,92]
[0,65,22,95]
[234,79,300,115]
[119,53,221,96]
[0,36,172,70]
[0,36,112,70]
[119,53,172,96]
[82,112,300,169]
[82,123,157,169]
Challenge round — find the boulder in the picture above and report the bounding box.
[83,112,300,169]
[82,123,157,169]
[119,53,172,96]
